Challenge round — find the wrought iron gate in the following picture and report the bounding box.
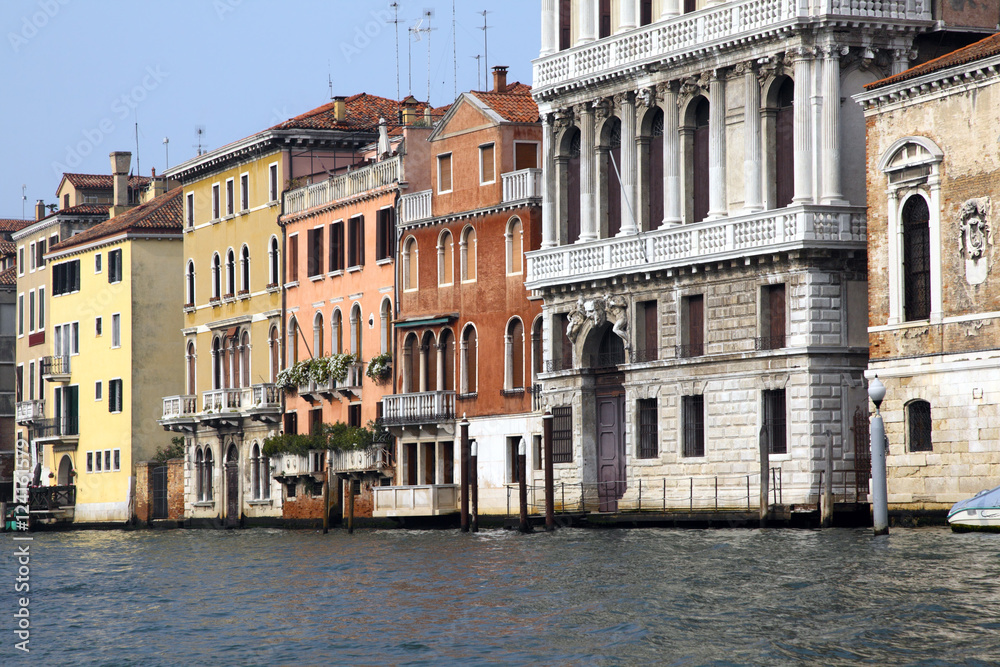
[151,465,168,520]
[853,407,871,502]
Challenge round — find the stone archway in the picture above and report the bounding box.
[225,442,239,528]
[57,455,73,486]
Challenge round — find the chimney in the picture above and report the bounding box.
[333,96,346,122]
[400,95,420,126]
[35,200,46,221]
[492,65,509,93]
[109,151,132,218]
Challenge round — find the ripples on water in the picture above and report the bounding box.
[3,527,1000,665]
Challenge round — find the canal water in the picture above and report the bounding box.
[3,526,1000,665]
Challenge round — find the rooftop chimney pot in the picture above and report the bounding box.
[109,151,132,217]
[35,200,45,221]
[492,65,509,93]
[333,96,346,122]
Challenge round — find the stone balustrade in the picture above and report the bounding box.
[283,155,401,216]
[400,189,432,224]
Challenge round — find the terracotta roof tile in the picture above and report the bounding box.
[867,32,1000,90]
[50,188,183,252]
[272,93,433,133]
[0,219,30,233]
[62,173,152,190]
[469,83,538,123]
[0,266,15,286]
[0,241,14,257]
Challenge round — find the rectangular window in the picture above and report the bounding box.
[636,300,657,361]
[36,239,46,269]
[27,362,34,400]
[17,294,22,336]
[111,313,121,348]
[532,434,543,471]
[108,249,122,283]
[329,221,344,272]
[113,449,121,471]
[514,142,539,170]
[759,284,786,350]
[17,247,24,276]
[240,173,249,211]
[211,183,220,219]
[52,260,81,295]
[225,178,234,216]
[763,389,786,454]
[288,234,299,283]
[186,192,194,228]
[908,401,932,452]
[348,403,361,428]
[28,291,34,332]
[37,287,44,330]
[347,215,365,268]
[375,207,395,261]
[479,143,495,184]
[104,450,112,471]
[638,398,658,459]
[95,449,103,472]
[95,317,102,336]
[307,227,324,277]
[95,381,103,401]
[437,153,452,193]
[29,242,35,271]
[680,294,704,358]
[109,379,123,413]
[682,395,705,457]
[269,163,279,201]
[552,406,572,463]
[506,436,523,484]
[95,253,102,273]
[70,322,79,354]
[86,451,93,473]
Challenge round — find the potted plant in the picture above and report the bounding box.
[366,352,392,384]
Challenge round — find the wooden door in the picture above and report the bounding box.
[596,387,625,512]
[422,442,436,485]
[226,462,239,527]
[769,285,785,348]
[688,294,704,356]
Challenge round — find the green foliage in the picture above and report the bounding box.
[275,353,359,390]
[262,421,374,458]
[365,352,392,384]
[153,436,186,463]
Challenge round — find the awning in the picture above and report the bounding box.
[224,326,239,339]
[393,317,452,329]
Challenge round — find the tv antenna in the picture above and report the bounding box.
[194,126,206,156]
[390,2,402,101]
[21,184,26,220]
[471,55,482,91]
[412,8,435,104]
[328,61,334,100]
[479,10,491,79]
[163,137,169,170]
[451,0,457,100]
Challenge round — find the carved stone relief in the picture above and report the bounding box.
[960,197,991,285]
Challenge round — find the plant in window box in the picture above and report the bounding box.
[276,361,310,390]
[365,352,392,384]
[316,353,358,385]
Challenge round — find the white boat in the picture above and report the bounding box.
[948,485,1000,531]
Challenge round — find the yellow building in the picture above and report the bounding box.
[40,181,183,524]
[160,94,394,526]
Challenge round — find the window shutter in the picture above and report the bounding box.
[359,215,365,266]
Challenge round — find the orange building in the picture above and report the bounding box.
[378,68,543,516]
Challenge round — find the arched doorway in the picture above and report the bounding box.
[225,443,239,528]
[586,324,626,512]
[57,455,73,486]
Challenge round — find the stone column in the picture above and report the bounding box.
[708,72,727,219]
[619,0,636,32]
[401,343,412,393]
[891,48,911,76]
[886,190,901,325]
[928,172,943,324]
[418,344,428,392]
[459,339,469,393]
[792,49,814,204]
[661,0,681,18]
[618,92,639,235]
[541,113,558,248]
[579,0,596,44]
[821,46,845,205]
[661,82,681,227]
[436,342,446,392]
[742,64,763,213]
[540,0,557,56]
[504,334,513,390]
[579,102,598,241]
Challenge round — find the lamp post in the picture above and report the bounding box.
[869,376,889,536]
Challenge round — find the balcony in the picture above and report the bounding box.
[526,205,865,290]
[41,355,71,382]
[372,484,460,517]
[160,384,283,431]
[331,364,364,398]
[382,390,456,427]
[283,155,401,216]
[203,387,243,413]
[329,445,393,474]
[532,0,931,95]
[242,383,282,423]
[33,416,79,445]
[16,399,45,424]
[502,168,542,203]
[400,189,432,224]
[29,485,76,514]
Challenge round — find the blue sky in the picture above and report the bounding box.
[0,0,540,219]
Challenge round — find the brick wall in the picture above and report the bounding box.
[134,462,152,524]
[167,458,184,521]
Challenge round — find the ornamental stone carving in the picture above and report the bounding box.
[605,294,630,354]
[592,98,612,119]
[960,197,992,285]
[635,86,655,108]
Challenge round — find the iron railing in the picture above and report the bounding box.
[41,355,70,376]
[29,485,76,511]
[544,358,572,372]
[34,416,79,438]
[754,335,786,351]
[675,343,704,358]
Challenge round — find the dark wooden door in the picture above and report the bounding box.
[405,442,418,485]
[776,102,794,208]
[226,462,239,527]
[688,294,704,356]
[422,442,436,485]
[567,133,581,243]
[769,284,785,348]
[596,385,625,513]
[693,100,710,222]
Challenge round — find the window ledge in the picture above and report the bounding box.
[284,281,299,289]
[223,214,236,222]
[210,218,221,225]
[209,297,221,307]
[327,270,344,278]
[237,290,250,299]
[376,258,393,266]
[222,294,236,303]
[192,501,216,508]
[247,499,273,506]
[308,274,325,282]
[183,304,196,313]
[439,282,453,288]
[268,200,279,207]
[266,283,280,293]
[239,209,250,216]
[346,266,362,273]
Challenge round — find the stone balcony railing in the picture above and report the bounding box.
[283,155,401,216]
[526,205,866,289]
[41,355,71,380]
[16,399,44,424]
[532,0,931,93]
[502,168,542,203]
[161,395,198,420]
[372,483,460,517]
[203,387,243,412]
[382,390,456,426]
[161,384,282,423]
[400,189,432,224]
[329,445,393,474]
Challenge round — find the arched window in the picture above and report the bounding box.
[195,447,204,501]
[773,77,795,209]
[313,312,324,357]
[268,236,280,286]
[402,237,417,291]
[226,249,235,296]
[902,196,931,322]
[212,253,221,299]
[380,298,391,354]
[505,318,524,390]
[908,400,932,452]
[251,443,261,500]
[186,341,196,395]
[689,96,710,223]
[57,455,73,486]
[402,332,420,393]
[268,326,280,382]
[461,324,477,394]
[438,230,454,286]
[212,337,222,389]
[422,331,437,391]
[331,309,343,355]
[186,260,195,305]
[460,227,477,281]
[229,331,239,388]
[439,328,455,391]
[558,127,581,244]
[350,304,362,358]
[531,316,543,385]
[203,447,214,501]
[240,245,250,293]
[288,317,299,365]
[506,218,523,274]
[601,118,622,237]
[240,331,250,387]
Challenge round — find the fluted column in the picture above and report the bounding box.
[743,64,763,213]
[821,46,845,205]
[579,0,596,44]
[541,114,557,248]
[792,49,814,204]
[619,0,636,32]
[661,82,681,227]
[661,0,681,18]
[418,345,428,392]
[579,103,598,241]
[618,92,639,235]
[540,0,557,56]
[708,72,727,219]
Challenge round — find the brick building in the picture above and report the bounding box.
[857,32,1000,512]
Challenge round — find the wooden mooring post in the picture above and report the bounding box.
[543,412,554,531]
[518,437,529,533]
[460,416,470,533]
[470,439,479,533]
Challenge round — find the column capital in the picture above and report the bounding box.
[612,90,635,110]
[788,45,815,63]
[574,101,594,117]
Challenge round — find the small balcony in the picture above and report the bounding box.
[41,355,71,382]
[331,364,364,398]
[242,383,282,423]
[16,399,45,425]
[382,390,456,427]
[203,387,243,413]
[328,445,394,475]
[29,485,76,514]
[400,189,432,224]
[283,155,401,216]
[372,484,459,517]
[33,416,79,445]
[160,395,198,431]
[501,168,542,203]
